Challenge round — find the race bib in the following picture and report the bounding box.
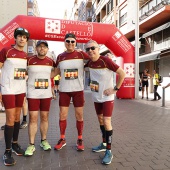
[34,79,48,89]
[64,69,78,80]
[14,68,26,80]
[90,80,99,92]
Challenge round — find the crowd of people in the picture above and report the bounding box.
[3,26,167,167]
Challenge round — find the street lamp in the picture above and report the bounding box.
[135,0,139,99]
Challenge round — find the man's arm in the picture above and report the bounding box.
[0,62,3,68]
[115,67,126,89]
[163,83,170,89]
[51,68,60,78]
[103,67,125,96]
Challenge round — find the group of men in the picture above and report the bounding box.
[0,27,125,166]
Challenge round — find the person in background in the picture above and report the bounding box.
[24,40,55,156]
[0,27,29,166]
[152,69,161,101]
[141,69,151,99]
[51,77,56,100]
[54,74,60,94]
[54,33,89,151]
[20,96,28,129]
[85,40,125,165]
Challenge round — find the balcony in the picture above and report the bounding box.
[85,0,92,8]
[86,14,92,22]
[139,0,169,21]
[125,0,170,39]
[28,0,34,8]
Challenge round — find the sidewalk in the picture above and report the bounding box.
[0,90,170,169]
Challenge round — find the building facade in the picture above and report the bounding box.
[70,0,170,92]
[0,0,40,55]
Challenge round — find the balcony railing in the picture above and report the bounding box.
[85,0,92,8]
[139,0,170,21]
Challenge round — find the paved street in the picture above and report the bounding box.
[0,90,170,170]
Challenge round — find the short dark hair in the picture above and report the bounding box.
[65,33,76,40]
[14,27,30,40]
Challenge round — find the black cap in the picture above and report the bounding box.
[65,33,76,40]
[36,40,48,47]
[14,27,30,40]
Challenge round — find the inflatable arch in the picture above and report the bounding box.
[0,15,135,99]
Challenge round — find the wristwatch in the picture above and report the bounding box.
[114,86,119,91]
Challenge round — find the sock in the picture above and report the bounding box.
[100,125,106,143]
[13,121,20,142]
[4,125,14,149]
[59,120,67,139]
[106,130,113,150]
[76,120,83,139]
[23,115,27,122]
[41,139,46,142]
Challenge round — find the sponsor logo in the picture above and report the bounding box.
[45,19,61,34]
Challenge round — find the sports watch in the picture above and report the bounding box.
[114,86,119,91]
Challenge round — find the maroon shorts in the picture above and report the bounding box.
[59,91,84,107]
[94,100,114,117]
[2,93,25,109]
[27,98,52,111]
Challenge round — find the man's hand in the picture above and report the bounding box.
[103,88,116,96]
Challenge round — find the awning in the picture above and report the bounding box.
[142,22,170,38]
[139,51,160,63]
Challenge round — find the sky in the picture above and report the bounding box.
[36,0,75,56]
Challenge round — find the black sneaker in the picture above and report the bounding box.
[1,125,5,130]
[20,121,28,129]
[12,143,24,156]
[3,150,16,166]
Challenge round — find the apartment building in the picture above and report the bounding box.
[72,0,170,79]
[0,0,40,55]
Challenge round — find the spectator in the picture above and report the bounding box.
[151,70,161,101]
[141,69,151,99]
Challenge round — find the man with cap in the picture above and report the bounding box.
[54,33,89,151]
[24,40,56,156]
[0,27,29,166]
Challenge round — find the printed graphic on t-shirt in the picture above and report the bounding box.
[34,79,48,89]
[14,68,26,80]
[64,69,78,80]
[90,80,99,92]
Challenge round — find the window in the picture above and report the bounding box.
[107,0,113,14]
[119,6,127,26]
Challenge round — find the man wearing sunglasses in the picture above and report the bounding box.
[85,40,125,165]
[54,33,89,151]
[0,27,30,166]
[24,40,56,156]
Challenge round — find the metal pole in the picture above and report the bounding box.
[162,88,165,107]
[135,0,139,99]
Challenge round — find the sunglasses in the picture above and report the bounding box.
[15,27,29,33]
[86,46,97,52]
[65,40,75,44]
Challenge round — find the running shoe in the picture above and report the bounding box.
[12,143,24,156]
[25,145,36,156]
[102,150,113,165]
[92,143,106,152]
[20,121,28,129]
[1,125,5,130]
[3,149,16,166]
[40,140,51,151]
[76,139,84,151]
[54,139,66,150]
